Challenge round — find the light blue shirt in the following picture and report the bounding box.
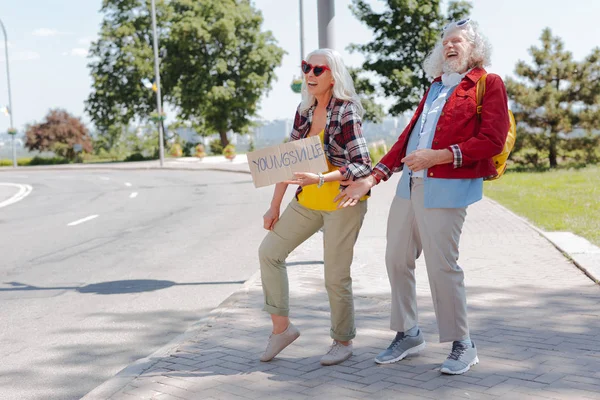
[413,84,454,177]
[396,81,483,208]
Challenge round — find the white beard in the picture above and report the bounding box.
[443,56,469,74]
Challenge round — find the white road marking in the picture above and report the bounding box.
[67,215,99,226]
[129,192,138,199]
[0,183,33,209]
[125,182,132,187]
[99,176,110,181]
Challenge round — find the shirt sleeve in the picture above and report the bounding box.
[449,144,463,168]
[337,102,373,180]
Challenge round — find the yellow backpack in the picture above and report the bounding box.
[476,74,517,181]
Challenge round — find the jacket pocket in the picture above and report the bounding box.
[451,93,477,121]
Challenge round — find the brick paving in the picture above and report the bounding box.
[81,173,600,399]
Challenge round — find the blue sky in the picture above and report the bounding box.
[1,0,599,134]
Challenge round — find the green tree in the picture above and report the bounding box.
[25,109,93,161]
[86,0,171,134]
[505,28,598,168]
[86,0,284,149]
[571,48,600,134]
[163,0,284,147]
[349,0,471,115]
[349,68,384,123]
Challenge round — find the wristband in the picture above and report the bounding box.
[317,173,325,188]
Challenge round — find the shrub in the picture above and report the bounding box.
[195,143,207,158]
[124,152,149,162]
[223,144,236,159]
[209,139,224,155]
[28,156,69,165]
[170,143,183,157]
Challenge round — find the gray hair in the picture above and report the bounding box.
[299,48,364,117]
[423,19,492,78]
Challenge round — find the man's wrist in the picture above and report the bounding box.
[437,148,454,165]
[371,171,383,185]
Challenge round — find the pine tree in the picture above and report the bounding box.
[506,28,600,168]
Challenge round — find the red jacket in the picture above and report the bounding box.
[374,67,509,180]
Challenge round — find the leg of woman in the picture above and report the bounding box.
[258,199,323,360]
[320,200,367,365]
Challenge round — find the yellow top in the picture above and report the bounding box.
[297,130,368,211]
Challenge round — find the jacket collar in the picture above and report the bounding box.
[464,67,487,83]
[433,67,487,84]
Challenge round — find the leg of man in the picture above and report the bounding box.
[386,195,422,332]
[373,192,427,365]
[409,178,469,343]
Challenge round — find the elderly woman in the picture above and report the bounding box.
[335,19,508,375]
[258,48,372,366]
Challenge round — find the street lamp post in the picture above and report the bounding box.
[0,19,16,168]
[317,0,335,49]
[299,0,305,62]
[150,0,165,167]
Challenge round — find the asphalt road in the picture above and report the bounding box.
[0,169,288,400]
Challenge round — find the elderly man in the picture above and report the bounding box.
[335,19,509,374]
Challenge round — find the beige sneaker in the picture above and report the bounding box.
[260,323,300,362]
[320,340,353,366]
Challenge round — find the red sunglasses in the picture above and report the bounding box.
[301,60,330,77]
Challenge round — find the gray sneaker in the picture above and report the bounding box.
[440,341,479,375]
[320,340,353,366]
[260,323,300,362]
[374,330,426,364]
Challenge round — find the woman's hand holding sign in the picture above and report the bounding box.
[284,172,320,187]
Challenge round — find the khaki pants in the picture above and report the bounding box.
[259,198,367,341]
[386,178,469,343]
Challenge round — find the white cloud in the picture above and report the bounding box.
[32,28,72,37]
[32,28,60,37]
[63,48,88,57]
[12,51,41,61]
[78,37,94,45]
[0,51,41,62]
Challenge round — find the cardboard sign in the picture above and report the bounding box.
[247,136,328,188]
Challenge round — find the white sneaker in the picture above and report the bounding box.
[320,340,353,366]
[260,323,300,362]
[440,341,479,375]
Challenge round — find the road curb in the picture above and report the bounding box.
[484,196,599,285]
[81,270,262,400]
[0,165,251,175]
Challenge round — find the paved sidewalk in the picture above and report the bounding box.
[83,171,600,400]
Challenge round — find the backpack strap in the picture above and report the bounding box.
[476,73,488,120]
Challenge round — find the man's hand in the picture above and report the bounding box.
[401,149,453,172]
[283,172,319,187]
[263,206,280,230]
[334,175,376,208]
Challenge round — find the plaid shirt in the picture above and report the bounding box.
[290,97,372,186]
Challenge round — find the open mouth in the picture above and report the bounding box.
[446,51,458,59]
[307,82,318,87]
